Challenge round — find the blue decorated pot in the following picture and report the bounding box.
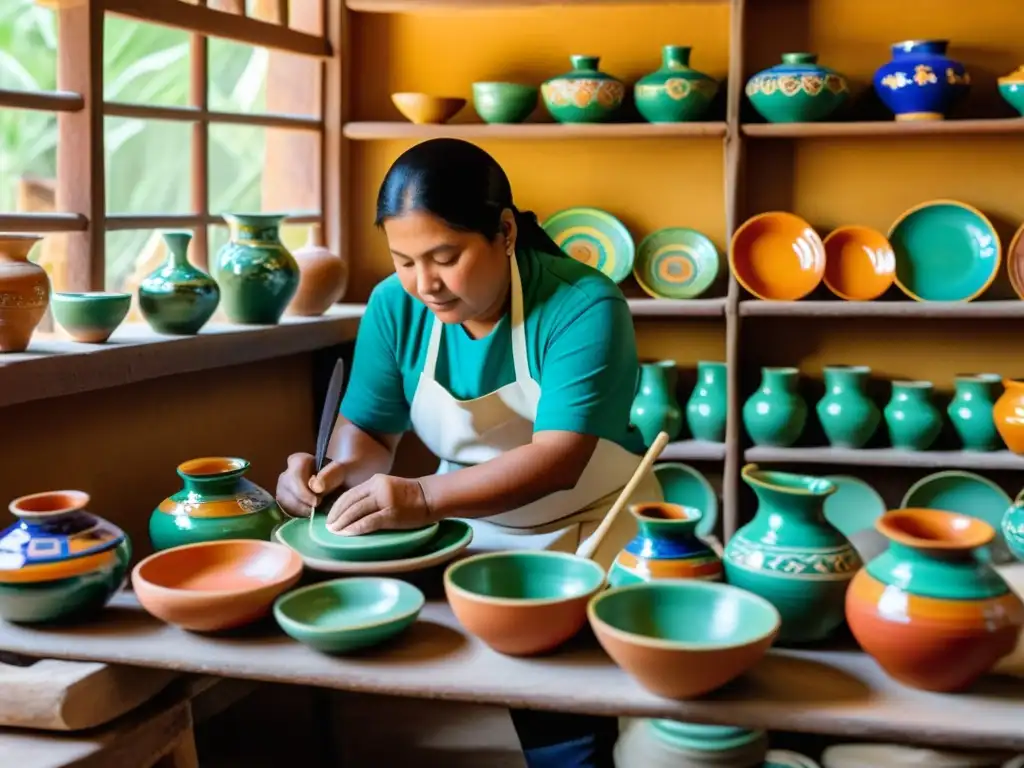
[873,39,970,121]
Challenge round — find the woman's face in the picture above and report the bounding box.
[383,209,515,326]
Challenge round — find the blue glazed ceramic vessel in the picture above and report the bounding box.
[873,40,969,121]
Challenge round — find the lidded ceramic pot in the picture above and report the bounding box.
[287,224,349,317]
[883,380,942,450]
[992,379,1024,455]
[873,39,970,121]
[947,373,1003,452]
[686,361,727,443]
[816,365,881,449]
[138,230,220,335]
[541,55,625,124]
[742,366,807,447]
[630,360,683,446]
[0,490,131,623]
[634,45,719,123]
[746,52,849,123]
[0,234,49,353]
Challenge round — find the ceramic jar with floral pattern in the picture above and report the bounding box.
[873,39,970,121]
[541,55,625,123]
[0,234,49,353]
[634,45,719,123]
[746,52,849,123]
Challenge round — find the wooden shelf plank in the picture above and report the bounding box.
[343,121,728,141]
[739,300,1024,319]
[0,213,89,234]
[348,0,728,11]
[628,298,726,317]
[104,101,322,131]
[742,118,1024,139]
[0,88,83,113]
[662,440,727,461]
[745,446,1024,471]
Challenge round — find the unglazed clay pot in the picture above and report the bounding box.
[634,45,719,124]
[286,225,348,317]
[993,379,1024,455]
[213,213,299,325]
[846,508,1024,692]
[0,234,49,353]
[541,55,625,124]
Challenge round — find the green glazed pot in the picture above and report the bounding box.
[471,82,538,124]
[998,67,1024,115]
[149,457,285,551]
[1003,499,1024,562]
[723,465,862,644]
[139,231,220,335]
[884,380,942,450]
[630,360,683,446]
[634,45,719,124]
[947,373,1003,452]
[50,292,131,343]
[746,52,849,123]
[541,55,625,124]
[815,365,881,449]
[685,360,727,442]
[742,367,807,447]
[213,213,299,325]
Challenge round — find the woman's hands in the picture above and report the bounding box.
[275,452,348,518]
[325,474,434,535]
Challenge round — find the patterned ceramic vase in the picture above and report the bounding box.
[873,39,970,121]
[608,503,723,588]
[0,234,49,353]
[999,66,1024,115]
[634,45,719,123]
[746,52,849,123]
[742,367,807,447]
[1003,498,1024,562]
[884,380,942,450]
[685,360,727,443]
[846,508,1024,691]
[815,365,881,449]
[138,231,220,335]
[0,490,131,623]
[213,213,300,324]
[947,373,1003,452]
[630,360,683,446]
[541,55,625,124]
[723,465,862,644]
[993,379,1024,455]
[149,457,285,551]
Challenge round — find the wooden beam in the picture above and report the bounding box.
[0,89,83,113]
[323,0,348,277]
[103,102,322,131]
[190,29,210,270]
[105,212,323,231]
[348,0,727,10]
[0,213,89,233]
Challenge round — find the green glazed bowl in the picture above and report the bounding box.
[472,82,539,124]
[51,292,131,343]
[274,577,424,653]
[307,514,439,562]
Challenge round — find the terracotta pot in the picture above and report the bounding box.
[993,379,1024,454]
[845,508,1024,692]
[0,234,50,353]
[287,225,348,317]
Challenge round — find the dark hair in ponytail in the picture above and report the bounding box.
[375,138,566,260]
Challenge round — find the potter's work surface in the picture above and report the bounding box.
[1,593,1024,750]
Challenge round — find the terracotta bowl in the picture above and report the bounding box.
[391,93,466,125]
[444,550,606,656]
[132,540,303,632]
[588,580,780,699]
[729,212,825,301]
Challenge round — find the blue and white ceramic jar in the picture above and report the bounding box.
[873,39,970,121]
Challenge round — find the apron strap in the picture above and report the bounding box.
[422,314,443,381]
[509,252,532,385]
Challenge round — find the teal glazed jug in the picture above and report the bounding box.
[685,361,727,442]
[742,367,807,447]
[630,360,683,446]
[1004,499,1024,562]
[815,365,881,449]
[947,373,1003,452]
[214,213,300,325]
[634,45,719,124]
[723,465,862,644]
[138,231,220,335]
[884,380,942,450]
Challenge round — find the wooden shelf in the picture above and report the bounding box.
[745,446,1024,472]
[343,122,728,141]
[742,118,1024,139]
[662,440,727,462]
[739,300,1024,319]
[628,298,726,318]
[347,0,728,11]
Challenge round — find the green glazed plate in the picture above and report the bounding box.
[888,201,1000,302]
[653,462,718,537]
[542,207,635,283]
[634,227,720,299]
[273,576,424,654]
[275,517,473,574]
[822,474,887,539]
[307,513,438,561]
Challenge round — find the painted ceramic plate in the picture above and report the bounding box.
[888,200,1001,302]
[307,514,439,561]
[729,212,825,300]
[1006,223,1024,299]
[764,750,821,768]
[822,225,896,301]
[822,475,887,539]
[276,518,473,574]
[541,207,635,283]
[652,462,718,537]
[633,228,720,299]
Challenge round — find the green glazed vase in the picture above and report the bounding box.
[1003,499,1024,562]
[213,213,300,324]
[815,365,881,449]
[630,360,683,446]
[541,55,625,124]
[742,367,807,447]
[884,380,942,450]
[634,45,719,123]
[947,373,1003,452]
[746,52,849,123]
[685,360,727,442]
[723,465,862,644]
[149,457,285,551]
[139,231,220,335]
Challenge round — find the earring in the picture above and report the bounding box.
[506,239,514,256]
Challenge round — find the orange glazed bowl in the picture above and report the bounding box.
[133,540,303,632]
[729,212,825,301]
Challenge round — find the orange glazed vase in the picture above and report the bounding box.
[286,225,348,317]
[993,379,1024,454]
[0,234,49,353]
[846,508,1024,692]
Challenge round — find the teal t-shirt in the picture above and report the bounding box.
[340,246,645,455]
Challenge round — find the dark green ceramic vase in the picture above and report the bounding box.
[815,365,881,449]
[541,55,625,124]
[746,52,849,123]
[884,380,942,450]
[139,231,220,335]
[634,45,719,123]
[214,213,299,325]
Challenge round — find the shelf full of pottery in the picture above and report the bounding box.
[729,203,1024,304]
[0,217,348,353]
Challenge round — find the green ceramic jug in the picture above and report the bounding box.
[742,367,807,447]
[138,231,220,335]
[685,360,727,443]
[815,365,881,449]
[630,360,683,446]
[947,373,1003,452]
[634,45,719,123]
[723,464,862,644]
[541,55,625,124]
[884,380,942,450]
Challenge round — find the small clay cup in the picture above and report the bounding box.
[50,291,131,343]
